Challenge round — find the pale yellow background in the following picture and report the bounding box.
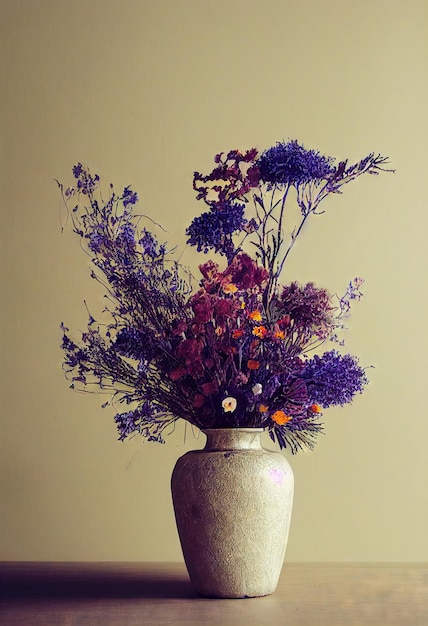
[1,0,427,562]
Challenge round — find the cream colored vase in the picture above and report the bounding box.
[171,428,294,598]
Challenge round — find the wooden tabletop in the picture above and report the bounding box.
[1,562,427,625]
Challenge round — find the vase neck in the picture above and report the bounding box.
[202,428,264,451]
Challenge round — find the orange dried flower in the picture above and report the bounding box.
[274,330,285,339]
[310,403,322,413]
[247,359,260,370]
[232,329,245,339]
[249,310,262,321]
[223,283,238,294]
[271,410,292,425]
[252,325,268,338]
[259,404,269,413]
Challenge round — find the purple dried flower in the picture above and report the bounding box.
[302,350,368,407]
[114,402,168,442]
[116,222,135,251]
[115,409,141,440]
[72,163,100,195]
[88,224,108,253]
[186,201,246,260]
[139,229,166,258]
[275,281,335,341]
[114,327,147,360]
[258,140,335,186]
[337,277,364,319]
[72,163,83,178]
[122,185,138,207]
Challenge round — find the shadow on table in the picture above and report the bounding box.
[0,564,197,600]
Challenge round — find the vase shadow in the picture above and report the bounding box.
[0,564,197,600]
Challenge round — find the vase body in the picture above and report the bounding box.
[171,428,294,598]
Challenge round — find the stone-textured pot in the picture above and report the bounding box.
[171,428,294,598]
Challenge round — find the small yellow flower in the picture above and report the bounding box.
[271,410,292,425]
[274,330,285,339]
[223,283,238,294]
[249,310,262,321]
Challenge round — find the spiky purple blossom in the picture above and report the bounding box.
[302,350,368,407]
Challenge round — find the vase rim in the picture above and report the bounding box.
[202,427,264,433]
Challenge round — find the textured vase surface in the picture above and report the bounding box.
[171,428,294,598]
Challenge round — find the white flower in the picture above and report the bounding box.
[221,397,237,413]
[252,383,262,396]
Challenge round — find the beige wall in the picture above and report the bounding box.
[1,0,427,562]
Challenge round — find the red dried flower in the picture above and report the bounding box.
[247,360,260,370]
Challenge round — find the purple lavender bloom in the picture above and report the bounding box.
[61,329,88,369]
[88,224,108,253]
[122,185,138,207]
[72,163,83,178]
[72,163,100,195]
[258,140,335,186]
[186,201,246,260]
[139,229,166,258]
[114,404,169,443]
[302,350,368,407]
[114,327,146,359]
[116,222,135,252]
[115,409,141,440]
[60,323,91,382]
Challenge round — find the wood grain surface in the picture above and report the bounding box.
[1,562,427,625]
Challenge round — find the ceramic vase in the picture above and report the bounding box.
[171,428,294,598]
